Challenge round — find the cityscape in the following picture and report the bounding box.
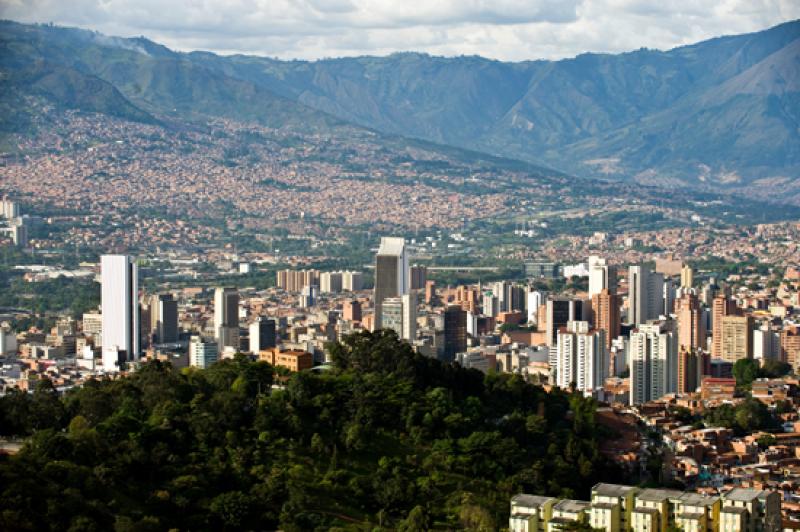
[1,3,800,531]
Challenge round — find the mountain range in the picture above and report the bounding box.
[0,19,798,203]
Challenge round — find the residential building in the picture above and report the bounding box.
[189,336,218,369]
[629,321,678,405]
[628,265,665,326]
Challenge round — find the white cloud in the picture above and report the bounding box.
[0,0,797,60]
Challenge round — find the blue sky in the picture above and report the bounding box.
[1,0,798,61]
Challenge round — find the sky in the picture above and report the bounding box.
[0,0,798,61]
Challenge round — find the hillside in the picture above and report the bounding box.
[191,20,800,199]
[0,331,619,530]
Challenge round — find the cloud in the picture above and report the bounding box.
[0,0,798,61]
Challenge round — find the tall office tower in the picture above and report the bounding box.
[629,321,678,405]
[711,295,738,358]
[149,294,178,344]
[343,300,362,322]
[214,287,239,351]
[588,256,617,296]
[545,298,583,346]
[663,278,676,316]
[249,317,276,353]
[424,280,436,305]
[342,271,363,291]
[720,315,753,362]
[402,293,417,342]
[782,326,800,370]
[443,305,467,362]
[101,254,140,371]
[680,264,694,289]
[526,289,544,324]
[373,237,408,330]
[591,289,620,348]
[410,265,427,290]
[675,293,705,352]
[555,320,607,394]
[189,336,219,368]
[677,349,705,394]
[628,265,665,325]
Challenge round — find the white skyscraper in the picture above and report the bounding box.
[628,265,665,326]
[374,237,409,330]
[526,289,544,324]
[629,321,678,405]
[588,256,616,296]
[101,254,139,371]
[555,321,607,395]
[402,292,417,342]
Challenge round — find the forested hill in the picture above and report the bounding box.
[0,330,619,530]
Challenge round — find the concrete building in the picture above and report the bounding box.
[443,305,467,362]
[101,254,139,371]
[719,487,781,532]
[675,293,705,352]
[720,315,753,363]
[189,336,218,369]
[628,265,664,326]
[588,256,617,296]
[555,321,607,395]
[249,317,276,353]
[149,294,178,344]
[373,237,408,330]
[629,321,678,405]
[592,288,620,349]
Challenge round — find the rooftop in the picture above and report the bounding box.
[724,487,767,502]
[553,499,590,514]
[637,488,684,502]
[593,483,638,498]
[511,494,554,509]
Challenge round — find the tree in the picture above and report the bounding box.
[733,359,759,389]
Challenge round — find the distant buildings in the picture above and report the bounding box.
[555,320,607,395]
[443,305,467,362]
[249,317,276,353]
[101,254,139,371]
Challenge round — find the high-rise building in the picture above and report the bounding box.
[720,316,753,362]
[343,300,362,322]
[101,254,140,371]
[588,256,617,296]
[711,295,739,359]
[629,321,678,405]
[402,292,417,342]
[425,280,436,305]
[276,269,320,292]
[724,317,754,363]
[680,265,694,289]
[1,195,19,219]
[342,271,363,291]
[381,297,404,336]
[214,287,239,350]
[526,289,544,324]
[546,298,583,346]
[373,237,408,330]
[555,321,607,395]
[443,305,467,362]
[189,336,218,368]
[320,271,344,293]
[754,326,780,362]
[675,293,705,352]
[663,278,676,317]
[628,265,665,326]
[591,289,620,349]
[82,311,103,338]
[410,265,427,290]
[782,326,800,370]
[249,317,276,353]
[149,294,178,344]
[677,349,708,394]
